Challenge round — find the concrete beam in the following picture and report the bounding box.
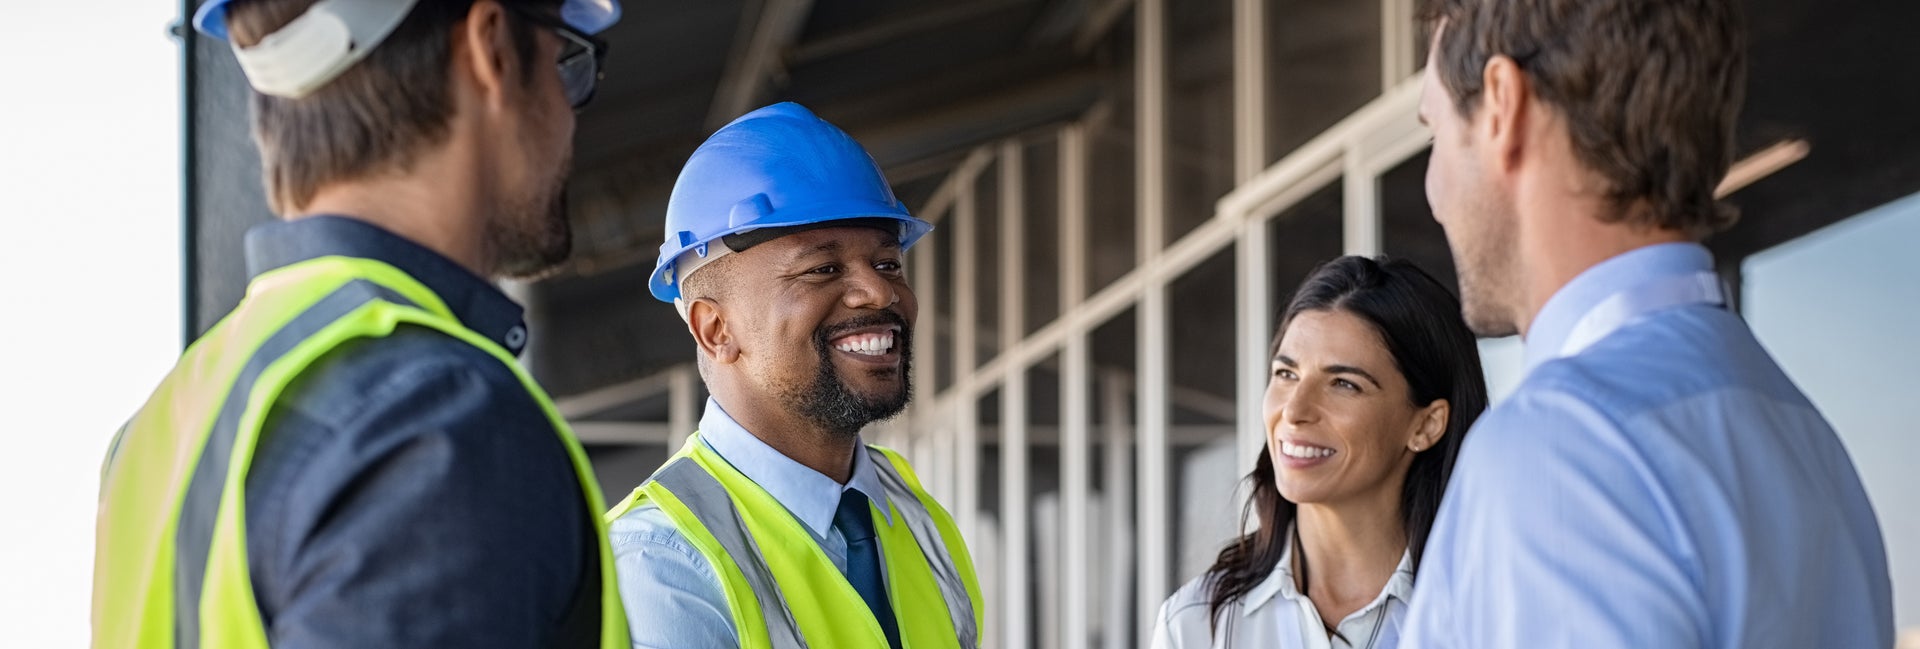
[709,0,816,129]
[788,0,1033,65]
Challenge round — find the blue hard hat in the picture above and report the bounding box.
[650,102,934,303]
[193,0,623,41]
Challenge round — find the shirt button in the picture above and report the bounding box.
[505,325,528,350]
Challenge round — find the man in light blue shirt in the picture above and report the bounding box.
[1406,1,1893,647]
[610,398,900,647]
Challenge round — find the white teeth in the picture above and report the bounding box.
[1281,441,1334,459]
[833,332,895,356]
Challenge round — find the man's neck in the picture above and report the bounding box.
[713,387,861,484]
[1513,199,1690,337]
[295,147,491,278]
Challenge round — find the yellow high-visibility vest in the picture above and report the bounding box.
[92,255,630,648]
[606,434,984,649]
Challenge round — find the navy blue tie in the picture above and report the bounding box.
[833,490,901,649]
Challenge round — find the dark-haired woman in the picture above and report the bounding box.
[1150,255,1489,649]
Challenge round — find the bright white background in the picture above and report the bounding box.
[0,0,183,645]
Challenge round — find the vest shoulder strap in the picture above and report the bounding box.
[102,256,629,649]
[628,436,981,649]
[864,445,981,648]
[645,455,809,649]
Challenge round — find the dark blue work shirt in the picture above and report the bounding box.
[240,216,599,648]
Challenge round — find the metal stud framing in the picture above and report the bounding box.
[878,7,1433,648]
[557,7,1446,646]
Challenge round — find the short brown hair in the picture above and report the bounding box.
[226,0,555,213]
[1423,0,1747,238]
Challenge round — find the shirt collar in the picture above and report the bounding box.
[696,398,894,537]
[1242,524,1415,616]
[243,216,531,357]
[1522,242,1715,372]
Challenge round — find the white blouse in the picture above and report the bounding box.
[1149,537,1414,649]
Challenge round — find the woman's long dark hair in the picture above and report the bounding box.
[1204,255,1489,631]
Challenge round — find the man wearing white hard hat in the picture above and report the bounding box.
[604,102,984,649]
[92,1,630,647]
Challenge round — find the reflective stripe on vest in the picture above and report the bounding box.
[651,460,811,649]
[175,279,413,648]
[866,447,979,649]
[94,256,630,649]
[611,435,983,649]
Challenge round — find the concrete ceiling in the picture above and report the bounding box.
[185,0,1920,408]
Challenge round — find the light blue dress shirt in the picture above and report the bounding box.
[1401,243,1894,649]
[608,398,896,649]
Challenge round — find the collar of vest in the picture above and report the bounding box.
[616,434,983,649]
[243,215,531,356]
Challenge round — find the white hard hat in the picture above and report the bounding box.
[192,0,621,99]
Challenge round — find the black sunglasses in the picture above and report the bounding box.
[508,7,609,110]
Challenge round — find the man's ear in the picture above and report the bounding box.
[1479,54,1532,174]
[1408,399,1450,453]
[454,0,519,113]
[686,298,740,365]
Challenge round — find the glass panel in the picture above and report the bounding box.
[1023,135,1063,335]
[1025,356,1062,649]
[1744,191,1920,633]
[973,386,1004,646]
[1089,308,1138,649]
[931,204,957,394]
[1266,0,1382,164]
[1166,0,1236,244]
[1379,150,1455,289]
[975,160,1002,368]
[1088,20,1139,296]
[1167,249,1240,587]
[1378,150,1525,402]
[1267,182,1346,312]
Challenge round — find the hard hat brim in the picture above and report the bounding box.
[649,210,934,303]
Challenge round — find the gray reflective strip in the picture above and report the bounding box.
[866,448,979,649]
[651,458,810,649]
[175,279,413,649]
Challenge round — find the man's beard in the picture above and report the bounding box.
[785,311,914,440]
[488,152,574,280]
[1450,192,1521,338]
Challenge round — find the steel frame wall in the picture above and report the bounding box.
[898,2,1429,646]
[555,1,1438,645]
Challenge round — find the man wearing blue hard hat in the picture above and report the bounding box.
[93,1,629,647]
[604,102,984,649]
